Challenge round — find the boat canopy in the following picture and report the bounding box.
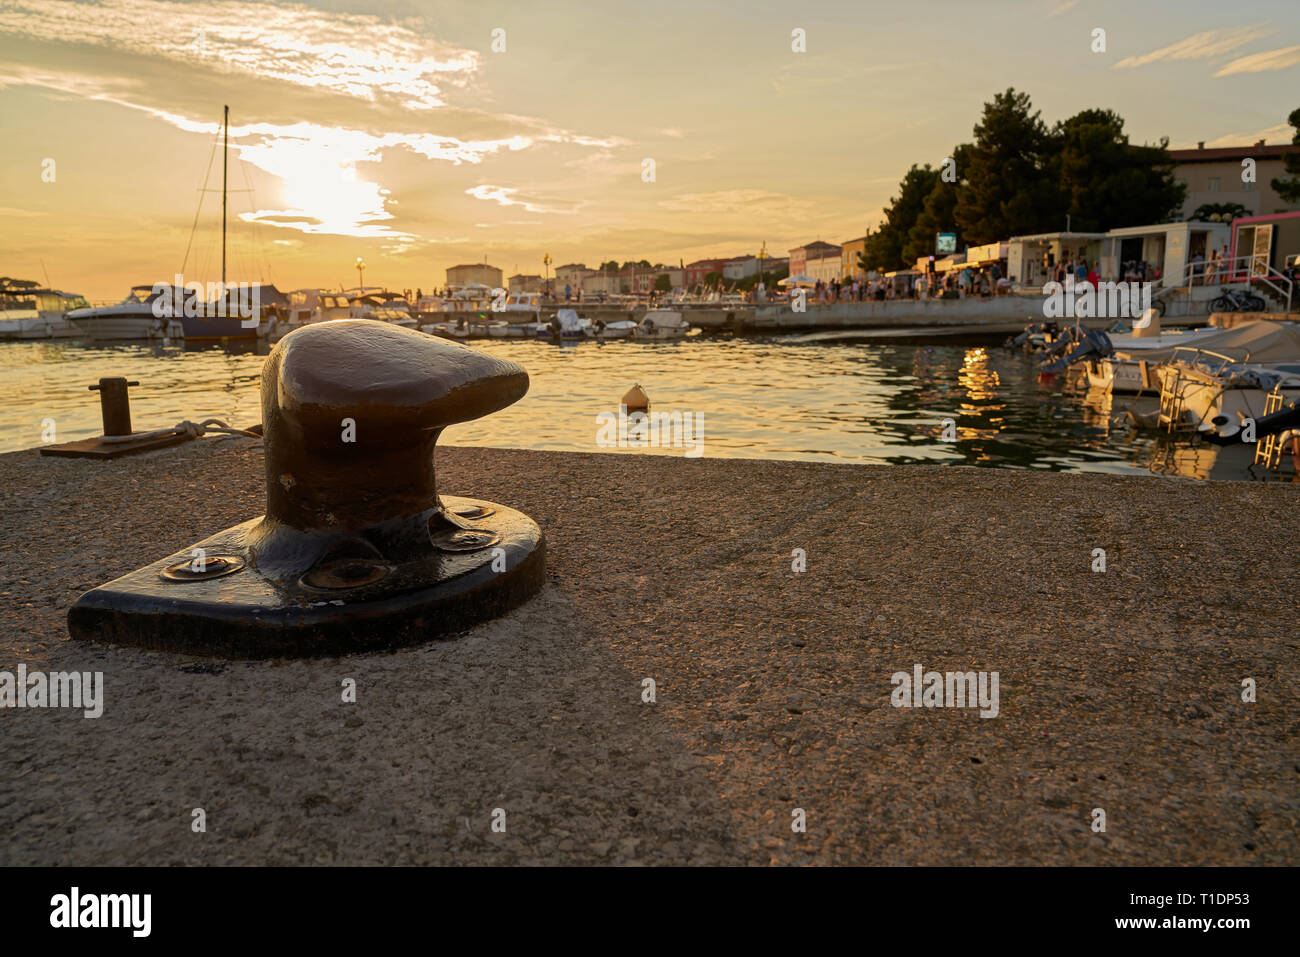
[1138,320,1300,365]
[554,308,586,331]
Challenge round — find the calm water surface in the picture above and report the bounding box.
[0,335,1223,477]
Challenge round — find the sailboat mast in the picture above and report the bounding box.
[221,104,228,287]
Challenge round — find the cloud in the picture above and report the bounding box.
[0,0,477,109]
[465,185,578,215]
[1114,25,1272,69]
[1047,1,1079,17]
[1213,44,1300,77]
[0,2,618,240]
[657,189,815,219]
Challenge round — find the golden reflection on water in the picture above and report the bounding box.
[0,335,1237,477]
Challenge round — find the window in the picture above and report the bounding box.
[1207,177,1221,192]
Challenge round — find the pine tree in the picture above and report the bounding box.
[1270,107,1300,204]
[954,89,1056,244]
[1049,109,1185,231]
[864,164,940,270]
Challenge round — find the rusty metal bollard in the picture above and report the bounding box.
[68,320,545,657]
[88,377,140,436]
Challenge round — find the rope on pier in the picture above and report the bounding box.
[100,418,261,444]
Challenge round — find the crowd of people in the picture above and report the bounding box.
[1187,244,1235,285]
[792,264,1012,304]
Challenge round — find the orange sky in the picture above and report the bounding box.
[2,0,1298,300]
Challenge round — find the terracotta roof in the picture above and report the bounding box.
[1169,144,1296,162]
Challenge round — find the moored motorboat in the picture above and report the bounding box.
[540,308,592,340]
[632,309,692,340]
[350,291,418,328]
[0,281,90,339]
[66,285,183,340]
[1157,346,1300,430]
[591,318,636,339]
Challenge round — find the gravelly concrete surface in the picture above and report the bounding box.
[1,438,1297,865]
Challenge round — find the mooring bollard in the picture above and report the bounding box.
[88,377,139,436]
[68,319,546,657]
[41,377,199,458]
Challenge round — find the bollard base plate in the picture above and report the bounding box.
[67,496,545,658]
[40,432,196,459]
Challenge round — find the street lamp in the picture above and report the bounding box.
[356,257,366,291]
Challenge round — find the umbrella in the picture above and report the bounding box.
[778,274,817,287]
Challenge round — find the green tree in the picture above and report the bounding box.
[1270,107,1300,204]
[1049,108,1185,231]
[653,273,673,292]
[1191,202,1247,221]
[955,88,1057,243]
[599,260,620,272]
[864,164,941,271]
[907,173,962,263]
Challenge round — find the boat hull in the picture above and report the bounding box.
[181,314,258,340]
[0,316,81,339]
[67,306,179,340]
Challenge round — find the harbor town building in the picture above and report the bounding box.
[445,263,503,289]
[1169,142,1299,219]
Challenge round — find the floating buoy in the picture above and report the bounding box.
[622,383,649,413]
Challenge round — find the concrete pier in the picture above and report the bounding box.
[1,439,1297,865]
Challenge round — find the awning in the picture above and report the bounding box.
[965,242,1008,264]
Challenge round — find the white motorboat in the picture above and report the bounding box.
[417,286,493,321]
[350,291,418,328]
[501,291,544,320]
[260,289,352,341]
[1086,318,1224,393]
[288,289,351,323]
[632,309,692,340]
[0,283,91,339]
[488,320,543,338]
[590,318,636,339]
[1089,318,1300,395]
[1158,348,1300,430]
[66,284,183,340]
[539,308,592,340]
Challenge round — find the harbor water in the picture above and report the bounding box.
[0,335,1253,478]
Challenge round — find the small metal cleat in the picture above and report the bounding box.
[68,320,545,657]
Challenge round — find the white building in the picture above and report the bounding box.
[806,245,842,283]
[722,256,760,280]
[1097,221,1230,283]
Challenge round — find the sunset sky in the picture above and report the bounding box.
[2,0,1298,300]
